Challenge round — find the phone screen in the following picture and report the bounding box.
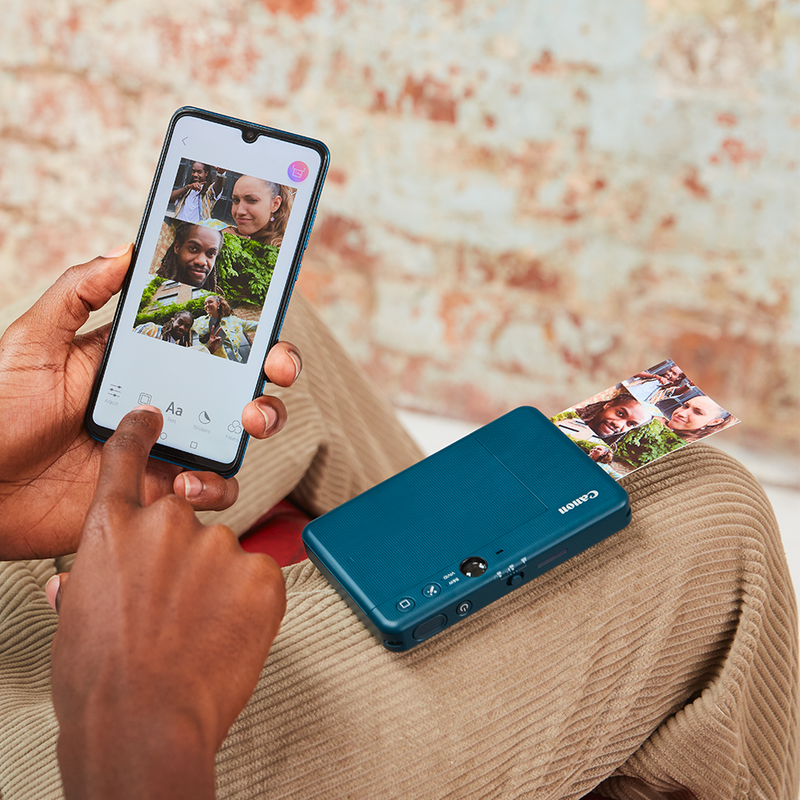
[86,108,328,476]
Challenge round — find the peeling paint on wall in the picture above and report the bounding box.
[0,0,797,461]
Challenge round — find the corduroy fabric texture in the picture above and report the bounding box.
[0,289,797,798]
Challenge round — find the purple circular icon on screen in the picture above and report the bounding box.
[288,161,309,182]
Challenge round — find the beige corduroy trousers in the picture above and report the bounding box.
[0,292,797,799]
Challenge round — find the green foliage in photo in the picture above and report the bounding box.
[549,410,579,424]
[215,233,278,306]
[134,296,209,328]
[570,437,603,455]
[614,419,686,467]
[138,277,165,311]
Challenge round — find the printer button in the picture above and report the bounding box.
[396,597,416,612]
[455,600,472,616]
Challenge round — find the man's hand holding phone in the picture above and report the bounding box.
[49,405,286,800]
[0,246,302,560]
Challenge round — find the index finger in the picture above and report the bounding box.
[93,406,164,509]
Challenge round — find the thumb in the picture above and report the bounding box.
[6,244,132,351]
[45,572,70,614]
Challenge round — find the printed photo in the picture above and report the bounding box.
[132,158,298,364]
[550,362,740,479]
[622,358,693,407]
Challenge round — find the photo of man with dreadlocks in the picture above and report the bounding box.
[134,310,194,347]
[131,158,298,365]
[155,222,222,291]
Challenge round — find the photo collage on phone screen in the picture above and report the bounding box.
[549,359,741,480]
[133,158,297,365]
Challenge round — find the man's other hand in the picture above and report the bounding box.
[50,406,286,800]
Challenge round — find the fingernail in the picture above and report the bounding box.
[287,349,302,381]
[182,473,203,500]
[45,575,60,613]
[132,404,161,414]
[101,243,133,259]
[258,404,278,433]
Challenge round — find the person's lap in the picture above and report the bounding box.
[212,442,797,800]
[0,291,795,799]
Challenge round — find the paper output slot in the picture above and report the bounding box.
[538,548,568,569]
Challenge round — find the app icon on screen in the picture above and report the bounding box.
[288,161,309,182]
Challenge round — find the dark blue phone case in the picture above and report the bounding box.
[84,107,329,477]
[303,406,631,651]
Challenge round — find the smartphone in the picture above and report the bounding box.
[85,107,329,476]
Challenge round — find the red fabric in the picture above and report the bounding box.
[239,499,310,567]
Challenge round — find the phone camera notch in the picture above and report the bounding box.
[241,128,259,144]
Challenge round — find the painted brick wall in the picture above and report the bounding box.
[0,0,797,461]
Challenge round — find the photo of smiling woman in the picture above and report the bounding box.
[659,393,739,442]
[191,294,258,364]
[222,175,295,247]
